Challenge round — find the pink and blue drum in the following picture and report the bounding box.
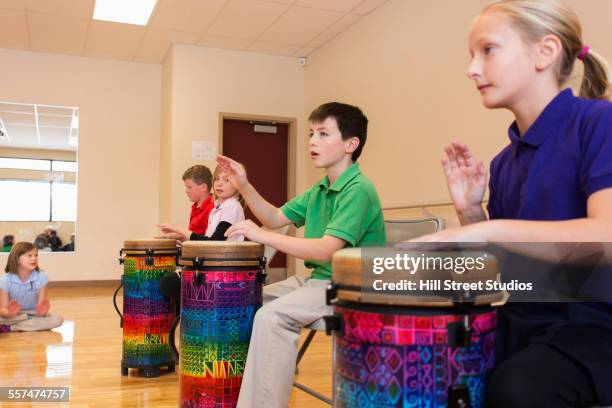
[326,248,503,408]
[117,239,178,378]
[178,241,265,408]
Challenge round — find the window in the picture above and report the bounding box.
[51,183,77,222]
[0,157,77,222]
[0,180,51,221]
[51,161,77,173]
[0,157,51,171]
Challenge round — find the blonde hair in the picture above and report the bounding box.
[482,0,611,100]
[5,242,39,274]
[212,165,245,208]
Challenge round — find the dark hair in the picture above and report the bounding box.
[5,242,39,274]
[2,235,14,247]
[182,165,213,190]
[309,102,369,161]
[34,234,48,250]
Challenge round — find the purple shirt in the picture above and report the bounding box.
[486,89,612,404]
[487,89,612,220]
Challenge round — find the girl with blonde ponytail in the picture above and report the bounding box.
[411,1,612,406]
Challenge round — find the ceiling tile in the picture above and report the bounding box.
[2,111,36,126]
[0,9,29,49]
[206,0,289,40]
[38,114,71,128]
[351,0,388,15]
[198,35,252,51]
[136,28,199,60]
[4,125,37,141]
[85,20,146,60]
[26,0,94,18]
[292,46,315,57]
[259,6,342,45]
[247,40,299,56]
[0,103,33,114]
[306,13,361,48]
[295,0,363,13]
[29,12,88,54]
[149,0,228,34]
[0,0,26,11]
[37,105,73,115]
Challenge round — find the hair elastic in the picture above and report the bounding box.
[578,45,590,61]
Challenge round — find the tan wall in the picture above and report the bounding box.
[0,48,161,281]
[161,44,307,274]
[304,0,612,209]
[159,47,174,224]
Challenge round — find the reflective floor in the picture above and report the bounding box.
[0,285,332,407]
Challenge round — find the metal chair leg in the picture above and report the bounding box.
[292,329,333,405]
[292,381,333,405]
[296,329,317,367]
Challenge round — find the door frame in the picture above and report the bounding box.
[219,112,297,277]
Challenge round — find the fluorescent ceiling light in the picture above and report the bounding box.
[93,0,157,26]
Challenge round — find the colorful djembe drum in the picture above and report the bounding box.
[326,248,503,408]
[116,238,178,377]
[179,241,265,408]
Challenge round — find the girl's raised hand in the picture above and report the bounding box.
[36,299,50,316]
[215,155,248,191]
[155,224,188,241]
[8,300,21,317]
[442,142,487,213]
[157,223,179,234]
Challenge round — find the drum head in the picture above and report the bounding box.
[123,238,178,252]
[180,241,264,267]
[332,247,504,307]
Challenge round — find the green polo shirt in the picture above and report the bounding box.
[281,163,386,280]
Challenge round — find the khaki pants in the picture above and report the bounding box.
[0,311,63,332]
[237,276,332,408]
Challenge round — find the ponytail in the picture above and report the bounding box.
[579,48,611,100]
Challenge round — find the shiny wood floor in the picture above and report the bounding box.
[0,285,333,408]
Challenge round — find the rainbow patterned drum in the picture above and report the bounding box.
[179,241,265,408]
[118,239,178,377]
[326,248,503,408]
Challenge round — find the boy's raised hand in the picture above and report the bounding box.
[8,300,21,317]
[216,155,248,191]
[442,142,487,212]
[36,299,50,316]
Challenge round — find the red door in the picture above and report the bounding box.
[222,119,288,268]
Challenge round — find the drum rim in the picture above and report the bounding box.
[333,298,497,315]
[123,238,178,250]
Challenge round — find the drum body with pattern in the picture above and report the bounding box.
[328,248,503,408]
[179,241,265,408]
[120,239,178,377]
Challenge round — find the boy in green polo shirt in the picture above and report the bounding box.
[216,102,385,408]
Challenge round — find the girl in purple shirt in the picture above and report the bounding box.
[413,1,612,406]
